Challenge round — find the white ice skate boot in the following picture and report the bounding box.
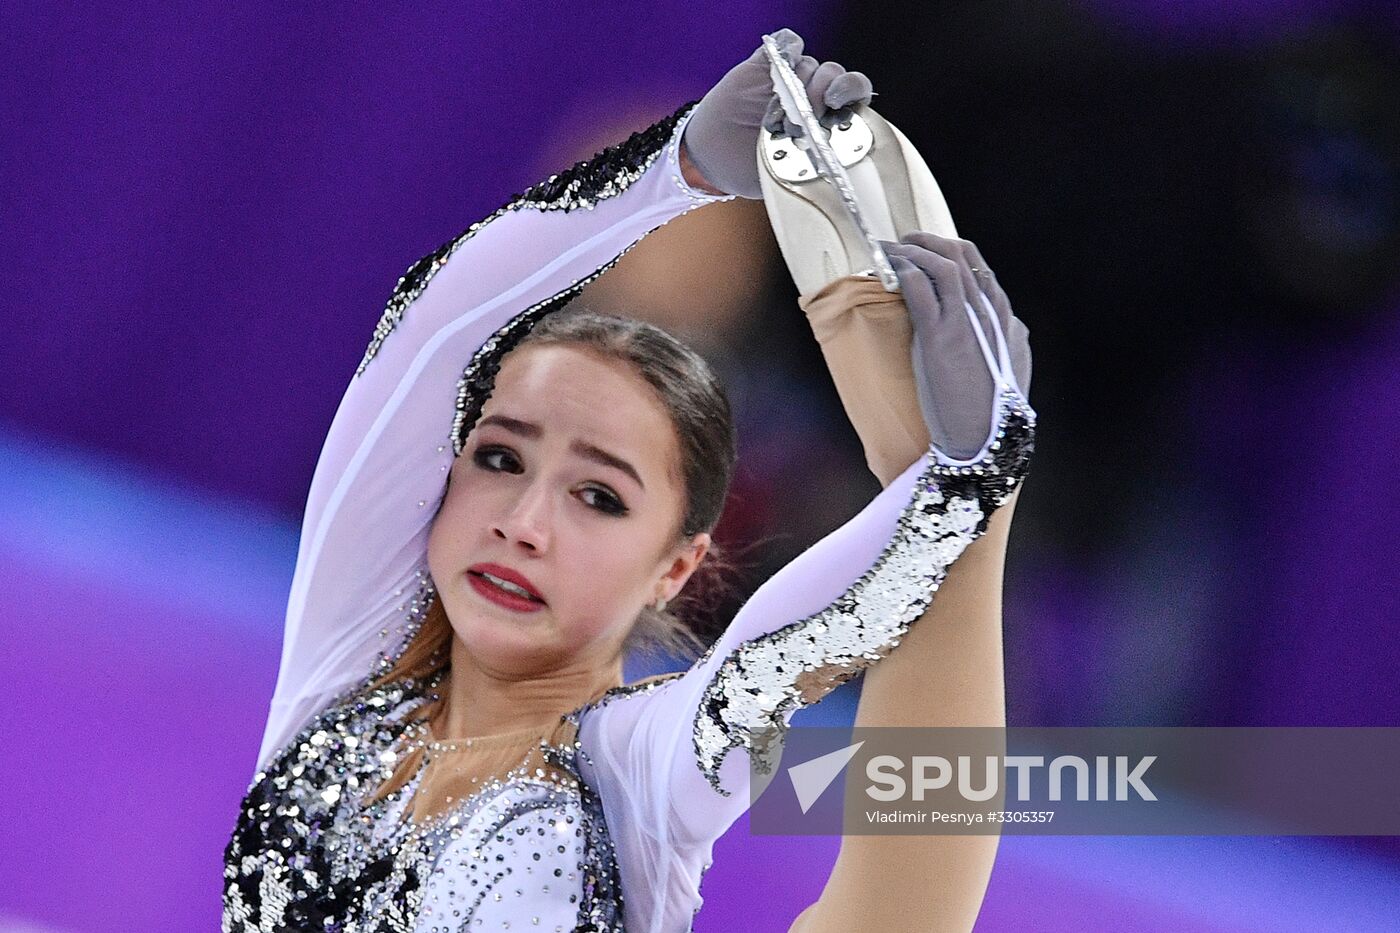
[758,104,959,295]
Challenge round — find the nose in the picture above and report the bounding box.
[492,478,551,553]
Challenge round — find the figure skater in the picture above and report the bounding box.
[223,28,1034,933]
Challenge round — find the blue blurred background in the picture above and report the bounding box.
[4,1,1399,930]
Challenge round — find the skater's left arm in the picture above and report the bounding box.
[789,489,1020,933]
[790,234,1034,933]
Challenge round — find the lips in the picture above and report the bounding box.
[466,562,546,605]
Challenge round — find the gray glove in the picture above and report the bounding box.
[682,28,874,199]
[882,232,1033,461]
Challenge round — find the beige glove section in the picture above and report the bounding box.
[798,274,932,488]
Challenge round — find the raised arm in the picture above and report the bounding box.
[792,236,1034,933]
[256,102,733,770]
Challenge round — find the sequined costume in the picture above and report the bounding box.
[222,100,1035,933]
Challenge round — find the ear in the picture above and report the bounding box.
[656,532,711,602]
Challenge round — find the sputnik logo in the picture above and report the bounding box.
[787,741,865,814]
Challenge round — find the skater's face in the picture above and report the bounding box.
[428,343,709,677]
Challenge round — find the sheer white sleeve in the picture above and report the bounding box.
[256,101,733,772]
[575,339,1035,929]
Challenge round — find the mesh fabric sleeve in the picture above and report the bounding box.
[255,102,733,772]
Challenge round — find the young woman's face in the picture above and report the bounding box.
[427,343,708,677]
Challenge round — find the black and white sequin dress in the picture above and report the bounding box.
[222,101,1035,933]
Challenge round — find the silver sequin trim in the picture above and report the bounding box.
[223,668,628,932]
[692,387,1037,795]
[355,101,701,377]
[450,241,641,457]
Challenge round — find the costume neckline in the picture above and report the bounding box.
[421,718,565,752]
[416,675,626,752]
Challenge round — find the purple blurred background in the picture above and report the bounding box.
[4,1,1399,930]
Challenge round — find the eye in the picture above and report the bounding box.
[472,445,521,473]
[579,485,628,517]
[473,445,628,517]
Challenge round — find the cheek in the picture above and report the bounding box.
[425,515,448,581]
[554,525,657,632]
[426,481,474,577]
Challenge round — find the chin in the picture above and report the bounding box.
[453,607,560,670]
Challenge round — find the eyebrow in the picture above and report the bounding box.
[477,414,645,491]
